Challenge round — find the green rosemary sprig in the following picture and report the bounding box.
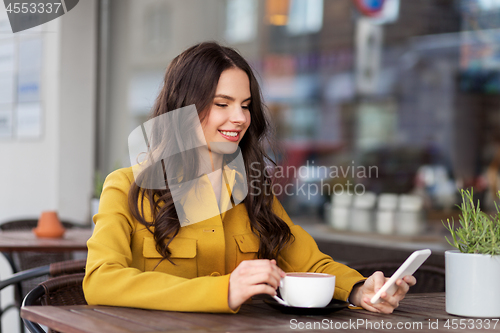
[443,189,500,256]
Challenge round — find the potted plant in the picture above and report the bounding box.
[443,189,500,318]
[90,171,104,229]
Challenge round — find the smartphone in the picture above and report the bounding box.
[370,249,431,304]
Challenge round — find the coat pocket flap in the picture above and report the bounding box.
[234,233,259,253]
[143,237,197,259]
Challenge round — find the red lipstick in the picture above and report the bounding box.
[218,130,240,142]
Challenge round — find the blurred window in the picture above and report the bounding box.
[478,0,500,11]
[287,0,323,35]
[225,0,258,43]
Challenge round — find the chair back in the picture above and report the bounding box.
[22,273,87,333]
[49,259,86,277]
[0,259,86,292]
[39,273,87,306]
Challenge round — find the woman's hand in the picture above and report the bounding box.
[228,259,285,310]
[349,271,416,314]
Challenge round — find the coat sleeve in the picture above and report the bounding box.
[272,198,366,302]
[83,169,238,313]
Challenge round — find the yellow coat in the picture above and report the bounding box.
[83,167,365,313]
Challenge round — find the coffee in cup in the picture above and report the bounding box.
[278,272,335,308]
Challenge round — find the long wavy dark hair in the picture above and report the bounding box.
[128,42,293,262]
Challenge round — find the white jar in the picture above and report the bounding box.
[375,193,398,234]
[350,192,376,232]
[329,192,352,230]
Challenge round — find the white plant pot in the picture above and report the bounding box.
[445,250,500,317]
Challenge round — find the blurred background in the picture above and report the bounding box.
[2,0,500,330]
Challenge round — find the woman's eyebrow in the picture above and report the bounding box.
[214,94,251,102]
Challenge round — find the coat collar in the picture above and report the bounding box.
[177,166,246,227]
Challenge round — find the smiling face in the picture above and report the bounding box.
[200,67,251,155]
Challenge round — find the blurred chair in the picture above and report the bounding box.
[0,265,50,333]
[349,261,445,293]
[0,219,78,305]
[22,273,87,333]
[0,257,85,333]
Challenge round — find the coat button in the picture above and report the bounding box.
[210,272,221,277]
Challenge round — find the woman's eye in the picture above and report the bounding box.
[242,105,250,110]
[216,103,227,108]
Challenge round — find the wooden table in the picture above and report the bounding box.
[0,229,92,252]
[0,228,92,333]
[21,293,500,333]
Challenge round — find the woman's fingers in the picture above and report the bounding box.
[359,272,417,314]
[363,293,397,314]
[372,272,386,292]
[248,282,279,296]
[403,275,417,286]
[371,276,416,313]
[235,260,284,283]
[387,276,414,302]
[361,298,382,313]
[270,259,286,277]
[240,271,282,290]
[394,278,410,296]
[228,259,285,310]
[377,291,399,311]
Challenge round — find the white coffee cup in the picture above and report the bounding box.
[278,272,336,308]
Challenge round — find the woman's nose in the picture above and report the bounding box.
[230,106,247,124]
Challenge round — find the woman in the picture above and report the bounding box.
[83,42,415,313]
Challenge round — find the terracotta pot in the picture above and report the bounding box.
[33,211,66,238]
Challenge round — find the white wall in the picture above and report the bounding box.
[0,0,97,225]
